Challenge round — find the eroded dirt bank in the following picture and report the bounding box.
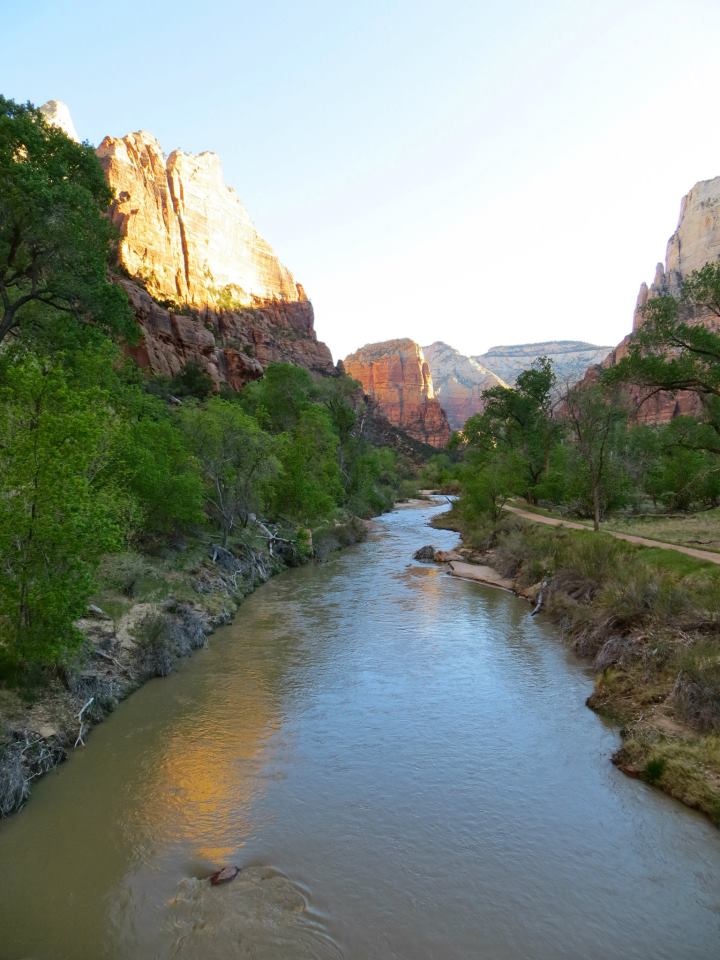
[0,518,367,818]
[427,507,720,826]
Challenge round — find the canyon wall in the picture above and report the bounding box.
[422,342,506,430]
[344,340,451,447]
[423,341,611,430]
[475,341,612,387]
[598,175,720,422]
[42,102,334,388]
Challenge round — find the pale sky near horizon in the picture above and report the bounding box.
[5,0,720,362]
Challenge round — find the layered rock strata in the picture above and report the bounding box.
[475,341,612,388]
[344,339,451,447]
[423,341,506,430]
[42,102,334,387]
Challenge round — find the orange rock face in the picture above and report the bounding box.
[96,131,304,310]
[94,125,333,386]
[344,339,451,447]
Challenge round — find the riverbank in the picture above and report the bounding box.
[0,515,368,818]
[430,506,720,825]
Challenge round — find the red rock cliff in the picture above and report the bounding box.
[96,128,334,386]
[344,340,451,447]
[41,102,334,388]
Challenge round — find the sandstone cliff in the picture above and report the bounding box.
[422,342,506,430]
[39,100,79,142]
[42,102,334,387]
[598,175,720,422]
[344,340,451,448]
[475,341,612,388]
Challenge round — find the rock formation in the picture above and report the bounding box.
[41,101,334,387]
[344,340,451,447]
[96,131,304,311]
[597,175,720,422]
[39,100,79,142]
[422,341,506,430]
[474,341,612,388]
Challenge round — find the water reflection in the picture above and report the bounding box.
[0,500,719,960]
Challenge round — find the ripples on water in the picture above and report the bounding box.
[0,500,719,959]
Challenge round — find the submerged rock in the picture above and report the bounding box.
[413,545,436,561]
[209,865,240,886]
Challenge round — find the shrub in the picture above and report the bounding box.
[644,756,666,782]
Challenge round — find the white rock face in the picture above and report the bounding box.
[666,178,720,285]
[632,175,720,331]
[39,100,80,142]
[474,341,612,387]
[423,341,506,430]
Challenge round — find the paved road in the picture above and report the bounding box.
[503,504,720,566]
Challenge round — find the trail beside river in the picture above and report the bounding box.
[503,504,720,564]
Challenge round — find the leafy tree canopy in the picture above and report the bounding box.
[609,262,720,444]
[0,96,134,346]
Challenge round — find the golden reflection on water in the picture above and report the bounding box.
[125,678,283,863]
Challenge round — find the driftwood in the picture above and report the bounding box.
[74,697,95,748]
[531,579,549,617]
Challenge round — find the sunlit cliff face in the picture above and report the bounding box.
[344,339,452,447]
[96,131,305,310]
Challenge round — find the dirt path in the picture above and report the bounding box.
[503,505,720,566]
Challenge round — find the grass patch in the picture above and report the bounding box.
[616,730,720,825]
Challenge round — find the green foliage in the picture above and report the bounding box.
[462,357,560,504]
[179,398,279,545]
[644,757,666,783]
[563,381,629,529]
[0,353,130,673]
[239,362,315,432]
[0,96,134,346]
[610,262,720,444]
[110,405,205,535]
[418,453,460,491]
[169,361,214,399]
[272,405,343,525]
[460,451,525,523]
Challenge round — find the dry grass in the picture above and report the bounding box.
[614,728,720,825]
[602,509,720,554]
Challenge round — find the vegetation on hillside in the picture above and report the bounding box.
[440,271,720,822]
[0,98,415,685]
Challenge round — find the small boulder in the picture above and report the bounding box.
[413,545,436,561]
[86,603,110,620]
[434,550,463,563]
[209,865,240,886]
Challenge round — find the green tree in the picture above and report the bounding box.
[179,398,279,545]
[563,381,629,530]
[0,354,130,673]
[462,357,559,503]
[110,400,205,535]
[239,362,315,433]
[611,262,720,448]
[272,406,343,524]
[460,451,525,523]
[0,96,133,346]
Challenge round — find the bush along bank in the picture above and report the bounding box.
[0,515,367,818]
[432,506,720,825]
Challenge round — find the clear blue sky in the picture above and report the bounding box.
[5,0,720,360]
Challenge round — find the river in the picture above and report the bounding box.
[0,500,718,959]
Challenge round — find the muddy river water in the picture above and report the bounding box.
[0,500,719,959]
